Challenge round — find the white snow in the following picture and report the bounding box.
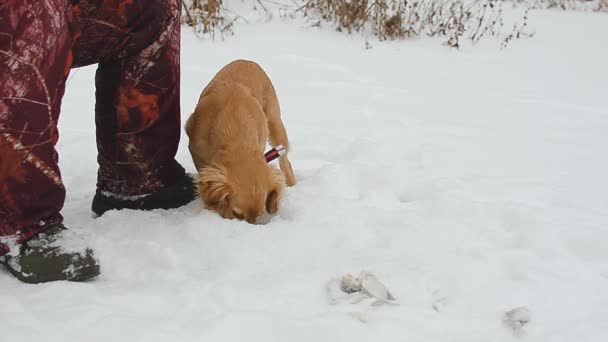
[2,8,608,342]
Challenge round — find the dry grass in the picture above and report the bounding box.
[180,0,604,47]
[301,0,533,48]
[514,0,608,11]
[182,0,236,38]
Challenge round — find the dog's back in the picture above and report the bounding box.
[185,60,275,171]
[201,59,276,103]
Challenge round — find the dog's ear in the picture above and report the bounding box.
[265,167,285,214]
[197,165,232,210]
[265,189,280,214]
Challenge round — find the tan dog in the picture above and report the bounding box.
[185,60,296,224]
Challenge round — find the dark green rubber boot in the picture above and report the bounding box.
[91,173,197,216]
[1,224,100,284]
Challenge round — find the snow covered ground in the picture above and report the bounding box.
[2,8,608,342]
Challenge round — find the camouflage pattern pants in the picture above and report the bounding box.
[0,0,185,255]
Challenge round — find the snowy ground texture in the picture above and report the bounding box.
[2,7,608,342]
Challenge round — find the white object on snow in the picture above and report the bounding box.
[503,306,531,335]
[339,271,397,306]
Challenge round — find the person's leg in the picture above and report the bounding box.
[71,0,194,215]
[0,0,99,283]
[0,0,74,255]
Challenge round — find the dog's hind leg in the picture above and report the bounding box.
[264,92,296,187]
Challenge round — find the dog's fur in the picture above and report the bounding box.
[185,60,296,224]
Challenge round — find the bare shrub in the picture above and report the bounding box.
[301,0,533,48]
[182,0,236,38]
[513,0,608,11]
[180,0,603,46]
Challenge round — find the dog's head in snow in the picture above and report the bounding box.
[196,158,285,224]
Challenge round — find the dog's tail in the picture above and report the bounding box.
[184,114,195,137]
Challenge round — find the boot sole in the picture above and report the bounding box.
[3,260,100,284]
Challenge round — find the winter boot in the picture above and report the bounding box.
[91,173,197,216]
[1,224,100,284]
